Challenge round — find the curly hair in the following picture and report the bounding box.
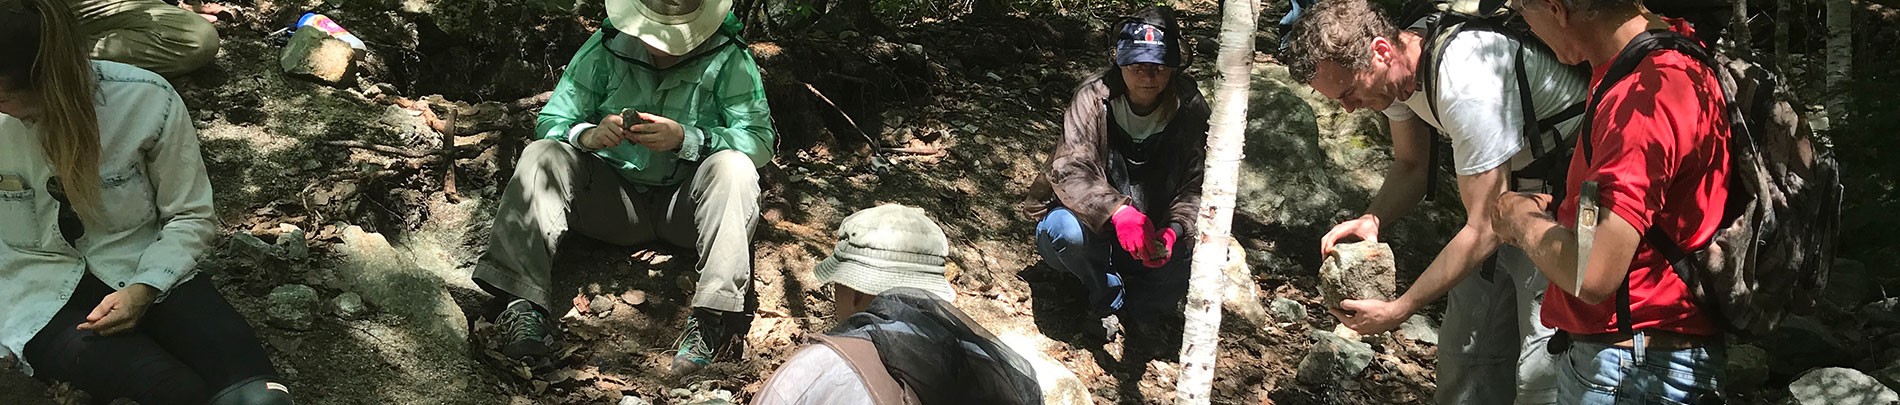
[1281,0,1400,85]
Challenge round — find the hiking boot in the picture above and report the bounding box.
[670,314,721,375]
[494,299,557,360]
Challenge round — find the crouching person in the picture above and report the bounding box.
[1024,6,1209,347]
[0,0,290,403]
[1497,0,1731,403]
[471,0,773,376]
[755,205,1042,405]
[73,0,221,76]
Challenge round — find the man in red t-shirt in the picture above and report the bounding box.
[1495,0,1730,403]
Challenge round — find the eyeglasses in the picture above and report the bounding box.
[47,177,83,245]
[1124,63,1174,75]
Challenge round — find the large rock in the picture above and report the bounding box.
[1297,329,1376,384]
[1398,314,1438,345]
[267,284,320,330]
[1762,316,1855,376]
[997,333,1092,405]
[334,225,468,346]
[1787,367,1900,405]
[1875,360,1900,395]
[1826,258,1871,310]
[280,25,356,85]
[1726,344,1771,390]
[1226,65,1385,231]
[1317,241,1397,310]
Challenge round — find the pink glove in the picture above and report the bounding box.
[1111,206,1157,262]
[1141,226,1178,268]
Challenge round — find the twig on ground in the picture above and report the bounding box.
[803,82,884,151]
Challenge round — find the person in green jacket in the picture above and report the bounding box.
[471,0,774,376]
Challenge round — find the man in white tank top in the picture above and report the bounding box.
[1281,0,1588,403]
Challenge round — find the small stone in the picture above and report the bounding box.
[276,224,308,260]
[1331,324,1362,341]
[1297,329,1375,385]
[232,232,280,261]
[588,294,615,316]
[618,396,651,405]
[1317,242,1397,310]
[985,72,1004,81]
[1269,297,1307,323]
[334,292,369,319]
[1398,315,1438,345]
[267,284,321,330]
[668,388,691,398]
[1788,367,1900,405]
[838,30,860,40]
[280,26,356,85]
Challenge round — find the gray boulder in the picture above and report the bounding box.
[267,284,321,331]
[1226,65,1382,231]
[1763,316,1854,376]
[1297,329,1376,385]
[1787,367,1900,405]
[280,26,356,85]
[1398,315,1439,345]
[1317,241,1397,310]
[333,292,370,319]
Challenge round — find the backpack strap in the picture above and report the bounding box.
[811,335,919,405]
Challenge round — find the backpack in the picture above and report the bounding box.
[1580,29,1844,338]
[824,288,1044,405]
[1396,0,1589,201]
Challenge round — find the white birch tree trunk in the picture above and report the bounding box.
[1732,0,1752,51]
[1173,0,1255,403]
[1825,0,1852,125]
[1775,0,1790,77]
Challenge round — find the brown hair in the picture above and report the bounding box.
[1,0,103,222]
[1281,0,1400,85]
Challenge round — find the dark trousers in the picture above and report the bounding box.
[1033,207,1193,320]
[24,274,279,404]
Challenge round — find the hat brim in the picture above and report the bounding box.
[814,255,956,303]
[606,0,734,56]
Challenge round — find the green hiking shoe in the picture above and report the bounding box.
[669,314,719,375]
[495,299,557,361]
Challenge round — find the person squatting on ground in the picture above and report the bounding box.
[1023,6,1211,351]
[0,0,292,403]
[1495,0,1731,403]
[471,0,774,376]
[73,0,222,77]
[754,205,1042,405]
[1281,0,1590,402]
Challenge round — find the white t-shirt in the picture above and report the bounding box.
[1382,29,1588,180]
[1110,96,1174,142]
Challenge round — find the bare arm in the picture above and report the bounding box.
[1493,192,1641,304]
[1366,117,1433,221]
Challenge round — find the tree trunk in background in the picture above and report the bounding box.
[1775,0,1791,77]
[1174,0,1254,403]
[1732,0,1752,50]
[1825,0,1851,126]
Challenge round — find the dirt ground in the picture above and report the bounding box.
[0,1,1464,404]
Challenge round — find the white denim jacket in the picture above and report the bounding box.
[0,61,216,375]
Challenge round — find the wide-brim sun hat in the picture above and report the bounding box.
[605,0,734,56]
[813,204,956,302]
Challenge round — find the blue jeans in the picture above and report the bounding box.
[1034,207,1192,319]
[1558,338,1725,405]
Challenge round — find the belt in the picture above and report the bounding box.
[1569,330,1712,350]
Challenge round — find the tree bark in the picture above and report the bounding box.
[1173,0,1255,403]
[1825,0,1852,126]
[1732,0,1752,48]
[1775,0,1790,76]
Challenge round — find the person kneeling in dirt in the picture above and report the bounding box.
[0,0,292,403]
[470,0,774,376]
[73,0,224,77]
[1280,0,1591,402]
[1023,6,1209,353]
[754,205,1042,405]
[1493,0,1731,403]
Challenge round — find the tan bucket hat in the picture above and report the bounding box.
[605,0,734,56]
[813,204,956,302]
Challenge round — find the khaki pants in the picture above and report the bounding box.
[473,140,760,313]
[74,0,220,77]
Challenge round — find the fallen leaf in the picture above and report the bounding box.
[573,294,593,315]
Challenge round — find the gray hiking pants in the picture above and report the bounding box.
[1437,246,1560,404]
[473,139,760,313]
[74,0,220,77]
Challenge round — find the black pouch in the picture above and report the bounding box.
[1547,330,1571,355]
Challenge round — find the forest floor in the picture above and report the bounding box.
[3,0,1896,404]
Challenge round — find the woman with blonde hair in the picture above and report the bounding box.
[0,0,291,403]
